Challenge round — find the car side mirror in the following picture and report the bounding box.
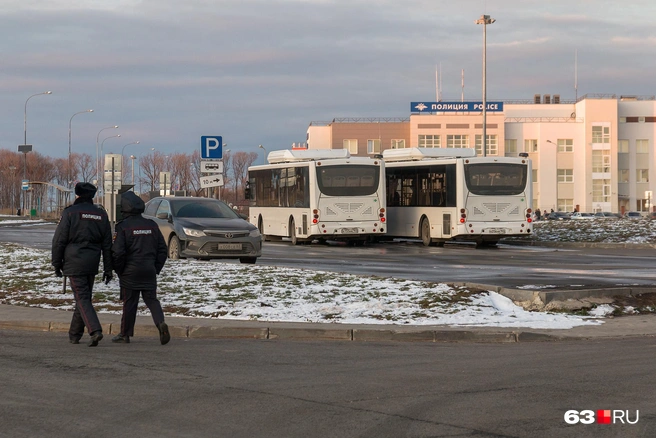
[156,212,170,220]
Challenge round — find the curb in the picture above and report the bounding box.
[0,319,587,343]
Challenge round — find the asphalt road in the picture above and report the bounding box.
[3,223,653,289]
[0,329,653,438]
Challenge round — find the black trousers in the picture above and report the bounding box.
[68,275,102,340]
[119,288,165,337]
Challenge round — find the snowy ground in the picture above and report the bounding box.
[1,215,652,329]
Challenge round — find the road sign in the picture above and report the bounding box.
[201,136,223,159]
[200,174,224,189]
[21,180,29,190]
[200,160,224,173]
[18,144,32,153]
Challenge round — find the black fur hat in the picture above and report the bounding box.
[75,182,97,198]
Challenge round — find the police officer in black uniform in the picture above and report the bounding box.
[111,191,170,345]
[52,182,113,347]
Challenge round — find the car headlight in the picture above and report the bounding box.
[183,227,206,237]
[249,228,261,237]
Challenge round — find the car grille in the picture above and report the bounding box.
[204,230,250,238]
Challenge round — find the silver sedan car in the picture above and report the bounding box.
[144,197,262,263]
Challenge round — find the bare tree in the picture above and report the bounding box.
[139,150,168,195]
[75,153,95,183]
[230,151,257,206]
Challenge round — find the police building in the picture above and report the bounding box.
[305,94,656,215]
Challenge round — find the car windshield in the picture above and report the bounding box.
[171,200,240,219]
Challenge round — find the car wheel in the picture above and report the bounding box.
[239,257,257,264]
[168,235,181,260]
[421,217,432,247]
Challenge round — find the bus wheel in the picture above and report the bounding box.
[258,216,268,241]
[420,218,432,247]
[290,218,300,245]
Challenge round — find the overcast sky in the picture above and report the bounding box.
[1,0,654,162]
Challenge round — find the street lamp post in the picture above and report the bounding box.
[475,14,495,157]
[546,139,559,212]
[120,141,141,183]
[68,109,93,188]
[23,91,52,213]
[220,148,230,200]
[96,125,119,185]
[130,155,137,186]
[258,144,267,163]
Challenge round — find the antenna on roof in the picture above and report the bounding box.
[461,69,465,102]
[574,49,578,101]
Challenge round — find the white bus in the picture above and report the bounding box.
[382,148,533,247]
[246,149,386,245]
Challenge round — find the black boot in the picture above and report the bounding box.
[158,322,170,345]
[88,332,103,347]
[111,334,130,343]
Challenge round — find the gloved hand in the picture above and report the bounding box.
[103,271,113,284]
[54,268,63,278]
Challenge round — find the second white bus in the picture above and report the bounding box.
[246,149,386,245]
[382,147,533,247]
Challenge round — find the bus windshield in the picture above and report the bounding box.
[317,165,381,196]
[464,163,528,196]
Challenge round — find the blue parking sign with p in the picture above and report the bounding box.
[201,136,223,159]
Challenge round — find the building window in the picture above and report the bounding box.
[592,179,611,203]
[619,169,629,183]
[475,135,497,156]
[637,199,649,212]
[391,139,405,149]
[637,169,649,183]
[592,150,610,173]
[619,117,626,123]
[558,199,574,213]
[636,139,649,153]
[591,126,610,143]
[505,139,517,156]
[418,135,440,148]
[524,139,538,153]
[557,169,573,183]
[446,134,469,148]
[557,139,573,152]
[343,139,358,154]
[367,139,381,154]
[532,169,538,183]
[618,139,629,153]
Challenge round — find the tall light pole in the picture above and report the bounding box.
[130,155,137,186]
[96,125,119,185]
[258,144,267,163]
[121,141,141,183]
[220,148,230,200]
[23,91,52,213]
[68,109,93,187]
[475,14,495,157]
[546,139,559,212]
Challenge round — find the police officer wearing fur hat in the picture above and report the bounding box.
[111,191,170,345]
[52,182,113,346]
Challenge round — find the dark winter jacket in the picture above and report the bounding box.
[111,192,167,290]
[51,197,113,276]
